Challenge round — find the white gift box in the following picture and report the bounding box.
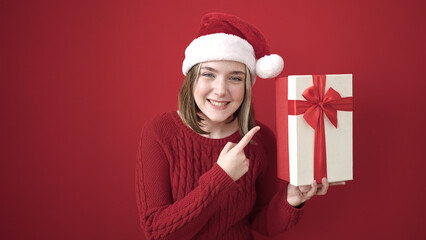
[276,74,353,186]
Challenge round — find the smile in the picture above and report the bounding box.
[208,99,230,106]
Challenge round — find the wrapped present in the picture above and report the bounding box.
[276,74,353,186]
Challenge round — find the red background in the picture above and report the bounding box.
[1,0,426,239]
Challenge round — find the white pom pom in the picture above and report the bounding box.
[255,54,284,79]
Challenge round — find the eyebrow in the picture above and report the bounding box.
[230,71,245,75]
[201,67,245,75]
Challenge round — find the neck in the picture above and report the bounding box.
[199,115,239,139]
[177,110,239,139]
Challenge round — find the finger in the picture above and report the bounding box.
[329,181,346,186]
[305,180,318,199]
[317,178,329,195]
[234,126,260,151]
[222,142,236,153]
[244,158,250,171]
[287,183,298,192]
[298,185,311,193]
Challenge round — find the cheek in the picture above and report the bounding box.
[232,85,245,102]
[194,80,209,98]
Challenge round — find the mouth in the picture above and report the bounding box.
[208,99,230,107]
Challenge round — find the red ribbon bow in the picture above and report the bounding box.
[288,75,353,183]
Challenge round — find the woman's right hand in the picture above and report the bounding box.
[217,126,260,181]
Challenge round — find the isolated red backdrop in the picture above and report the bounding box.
[1,0,426,239]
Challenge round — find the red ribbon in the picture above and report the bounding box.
[288,75,353,183]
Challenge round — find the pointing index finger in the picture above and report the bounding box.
[234,126,260,151]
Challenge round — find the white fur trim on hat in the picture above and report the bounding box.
[182,33,256,76]
[255,54,284,79]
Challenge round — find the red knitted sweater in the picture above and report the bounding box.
[136,111,304,240]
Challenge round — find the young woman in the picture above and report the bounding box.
[136,13,340,240]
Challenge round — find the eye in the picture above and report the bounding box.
[201,72,215,78]
[230,76,243,81]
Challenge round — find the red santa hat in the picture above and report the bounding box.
[182,13,284,81]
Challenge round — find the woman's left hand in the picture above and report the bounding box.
[286,178,346,207]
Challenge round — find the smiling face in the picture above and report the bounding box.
[193,61,246,125]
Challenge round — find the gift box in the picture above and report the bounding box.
[276,74,353,186]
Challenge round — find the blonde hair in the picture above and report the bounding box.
[178,63,256,137]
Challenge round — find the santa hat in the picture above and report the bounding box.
[182,13,284,81]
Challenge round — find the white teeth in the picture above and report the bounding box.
[209,100,228,106]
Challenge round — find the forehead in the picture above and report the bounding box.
[201,60,246,73]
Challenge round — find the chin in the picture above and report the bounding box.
[204,113,233,123]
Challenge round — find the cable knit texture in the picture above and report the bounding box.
[136,111,304,240]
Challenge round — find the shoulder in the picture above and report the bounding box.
[251,121,277,164]
[254,121,276,145]
[141,111,180,141]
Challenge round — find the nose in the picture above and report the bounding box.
[213,77,226,96]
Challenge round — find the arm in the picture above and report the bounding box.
[249,124,304,236]
[135,126,236,240]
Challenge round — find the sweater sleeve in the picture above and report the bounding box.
[135,121,236,240]
[249,123,305,236]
